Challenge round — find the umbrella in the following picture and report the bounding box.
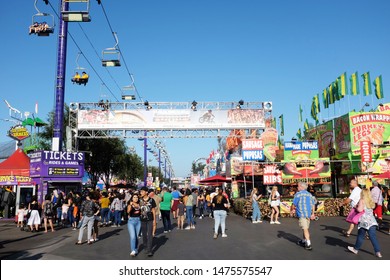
[22,117,47,127]
[199,175,231,184]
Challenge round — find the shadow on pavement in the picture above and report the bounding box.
[276,230,300,244]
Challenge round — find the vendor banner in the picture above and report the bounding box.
[334,114,351,154]
[230,157,263,176]
[349,110,390,156]
[283,141,319,161]
[78,108,266,130]
[0,175,32,185]
[304,121,334,157]
[29,151,85,178]
[263,164,282,185]
[281,158,331,184]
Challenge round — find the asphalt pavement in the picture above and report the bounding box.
[0,213,389,260]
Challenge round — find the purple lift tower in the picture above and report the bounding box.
[52,0,69,152]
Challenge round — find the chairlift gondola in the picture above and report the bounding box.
[29,0,55,36]
[121,75,135,100]
[71,52,89,86]
[61,0,91,22]
[102,32,121,67]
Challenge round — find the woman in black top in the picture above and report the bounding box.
[27,195,41,232]
[127,193,141,257]
[212,188,230,239]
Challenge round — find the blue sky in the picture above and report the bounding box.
[1,0,389,177]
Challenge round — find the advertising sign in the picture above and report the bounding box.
[8,125,30,141]
[281,159,331,184]
[0,175,32,185]
[241,139,264,161]
[78,108,266,130]
[305,121,334,157]
[263,164,282,185]
[360,141,372,162]
[283,141,319,161]
[30,150,85,179]
[349,110,390,156]
[334,114,351,155]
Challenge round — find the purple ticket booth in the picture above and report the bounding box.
[29,151,85,203]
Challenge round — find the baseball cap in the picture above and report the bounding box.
[140,186,148,192]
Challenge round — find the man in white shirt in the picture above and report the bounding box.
[342,179,361,237]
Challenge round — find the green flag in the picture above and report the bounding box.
[328,84,335,104]
[373,75,384,99]
[337,72,348,97]
[350,71,360,95]
[322,88,329,109]
[271,117,277,128]
[304,119,309,131]
[332,81,340,101]
[315,94,320,113]
[296,128,302,140]
[279,114,284,136]
[362,72,372,96]
[299,104,303,122]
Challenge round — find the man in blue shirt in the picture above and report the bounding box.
[292,181,316,250]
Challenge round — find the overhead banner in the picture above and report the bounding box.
[77,108,266,130]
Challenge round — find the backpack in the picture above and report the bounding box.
[45,202,53,216]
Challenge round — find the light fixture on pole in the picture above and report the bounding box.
[191,100,197,111]
[144,101,152,111]
[236,99,244,109]
[360,102,370,112]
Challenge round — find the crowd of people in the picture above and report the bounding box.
[12,178,389,259]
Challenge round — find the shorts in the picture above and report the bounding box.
[270,201,280,207]
[298,218,310,230]
[373,204,383,219]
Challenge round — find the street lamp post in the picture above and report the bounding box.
[143,131,147,187]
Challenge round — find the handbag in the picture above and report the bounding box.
[346,208,365,225]
[26,210,32,220]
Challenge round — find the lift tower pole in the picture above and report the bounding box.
[52,0,69,151]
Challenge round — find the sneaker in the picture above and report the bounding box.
[185,226,191,230]
[304,244,312,250]
[297,240,305,247]
[164,231,168,233]
[375,252,382,258]
[222,233,228,238]
[191,225,195,229]
[111,225,117,228]
[147,252,154,257]
[257,220,263,223]
[252,221,258,224]
[270,221,275,224]
[213,233,218,239]
[275,221,281,224]
[347,246,358,254]
[130,251,136,257]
